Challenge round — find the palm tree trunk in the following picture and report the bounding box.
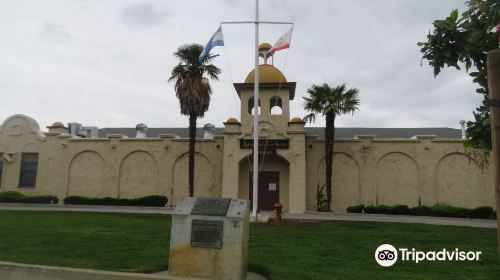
[188,113,197,197]
[325,112,335,212]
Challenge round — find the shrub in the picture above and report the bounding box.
[430,204,470,218]
[363,205,377,214]
[98,197,117,206]
[363,205,409,215]
[23,195,58,204]
[63,195,168,207]
[0,191,25,202]
[373,205,389,214]
[350,203,496,220]
[346,204,364,213]
[409,206,432,216]
[63,196,89,205]
[390,205,410,215]
[0,191,58,204]
[470,206,494,219]
[133,195,168,207]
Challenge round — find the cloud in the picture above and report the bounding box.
[0,0,477,131]
[120,2,168,28]
[40,22,72,43]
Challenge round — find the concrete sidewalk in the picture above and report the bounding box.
[0,203,496,228]
[284,212,497,229]
[0,203,175,214]
[0,261,265,280]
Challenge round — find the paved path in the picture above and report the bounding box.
[284,212,497,229]
[153,270,265,280]
[0,203,175,214]
[0,203,496,228]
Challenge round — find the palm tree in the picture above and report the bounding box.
[168,44,221,197]
[304,83,360,211]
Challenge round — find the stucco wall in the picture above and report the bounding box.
[305,136,495,212]
[0,115,224,207]
[0,115,495,213]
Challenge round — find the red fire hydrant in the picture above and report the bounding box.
[273,202,283,225]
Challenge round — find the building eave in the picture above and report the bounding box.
[233,82,296,100]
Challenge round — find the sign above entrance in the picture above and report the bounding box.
[240,139,289,150]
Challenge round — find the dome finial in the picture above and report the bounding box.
[259,43,273,64]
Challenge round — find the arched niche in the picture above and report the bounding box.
[436,153,494,208]
[316,152,361,212]
[270,96,283,115]
[119,151,160,198]
[68,151,110,197]
[375,152,420,207]
[248,97,261,115]
[171,152,214,206]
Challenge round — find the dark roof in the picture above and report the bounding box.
[98,128,225,139]
[304,127,461,139]
[98,127,461,139]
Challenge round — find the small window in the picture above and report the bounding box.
[19,153,38,187]
[270,96,283,115]
[0,154,4,187]
[248,97,261,115]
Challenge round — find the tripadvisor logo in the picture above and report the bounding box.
[374,244,482,267]
[375,244,398,267]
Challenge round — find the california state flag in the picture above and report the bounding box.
[269,27,293,54]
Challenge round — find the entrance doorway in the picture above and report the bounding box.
[249,171,279,211]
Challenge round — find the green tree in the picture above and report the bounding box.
[304,84,360,212]
[169,44,221,197]
[418,0,499,158]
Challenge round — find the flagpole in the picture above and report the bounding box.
[252,0,260,218]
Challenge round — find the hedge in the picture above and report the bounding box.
[0,191,58,204]
[364,205,409,215]
[63,195,168,207]
[346,204,495,220]
[346,205,364,213]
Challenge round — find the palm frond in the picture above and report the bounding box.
[169,43,221,116]
[303,82,360,118]
[303,113,317,124]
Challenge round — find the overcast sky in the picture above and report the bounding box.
[0,0,481,130]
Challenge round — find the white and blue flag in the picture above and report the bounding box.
[199,26,224,62]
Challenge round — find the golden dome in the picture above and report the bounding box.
[290,117,303,123]
[226,117,239,123]
[51,122,64,128]
[244,64,287,84]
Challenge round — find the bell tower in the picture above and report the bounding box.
[224,42,307,214]
[233,43,296,138]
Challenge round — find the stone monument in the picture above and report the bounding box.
[168,197,250,279]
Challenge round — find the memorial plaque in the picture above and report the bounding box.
[191,220,224,249]
[191,198,231,216]
[169,198,250,279]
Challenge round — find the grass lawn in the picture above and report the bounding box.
[0,210,499,279]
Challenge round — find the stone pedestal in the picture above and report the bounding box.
[168,197,250,280]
